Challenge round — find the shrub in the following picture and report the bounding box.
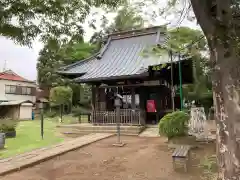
[200,155,217,172]
[72,106,90,117]
[0,119,18,132]
[159,111,189,139]
[45,111,58,118]
[50,86,73,106]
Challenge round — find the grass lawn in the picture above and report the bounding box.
[0,120,64,159]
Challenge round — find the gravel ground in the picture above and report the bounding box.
[1,136,215,180]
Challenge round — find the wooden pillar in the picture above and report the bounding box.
[99,88,106,110]
[95,85,99,110]
[131,87,139,125]
[91,85,96,124]
[131,87,136,109]
[139,87,146,125]
[91,85,96,110]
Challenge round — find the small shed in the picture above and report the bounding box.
[0,100,33,120]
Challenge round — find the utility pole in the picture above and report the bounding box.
[170,50,175,111]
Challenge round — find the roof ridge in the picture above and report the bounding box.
[96,27,167,60]
[109,25,165,37]
[96,36,112,59]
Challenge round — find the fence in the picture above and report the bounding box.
[91,109,142,125]
[188,107,207,136]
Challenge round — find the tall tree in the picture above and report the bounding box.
[168,27,212,108]
[0,0,124,46]
[145,0,240,178]
[90,5,144,49]
[176,1,240,179]
[37,38,96,87]
[59,40,97,65]
[37,39,64,87]
[37,37,96,107]
[108,6,144,32]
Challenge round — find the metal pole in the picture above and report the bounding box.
[116,104,121,143]
[170,50,175,111]
[40,108,44,139]
[178,53,183,110]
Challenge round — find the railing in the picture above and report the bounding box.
[91,109,142,125]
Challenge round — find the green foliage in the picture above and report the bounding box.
[182,55,213,110]
[168,27,206,53]
[90,5,144,49]
[45,111,58,118]
[50,86,73,106]
[109,6,144,32]
[159,111,189,138]
[37,39,65,87]
[142,27,213,110]
[72,106,91,117]
[72,88,92,117]
[58,41,97,65]
[0,0,124,45]
[0,119,18,132]
[37,38,96,88]
[142,27,207,58]
[200,155,217,171]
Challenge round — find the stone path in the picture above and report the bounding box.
[0,133,113,176]
[139,127,160,137]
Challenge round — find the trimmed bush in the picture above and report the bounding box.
[45,111,58,118]
[0,119,18,138]
[159,111,189,139]
[0,119,18,132]
[72,106,90,117]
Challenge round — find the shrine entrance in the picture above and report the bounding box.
[139,85,174,125]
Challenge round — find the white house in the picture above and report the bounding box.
[0,70,36,120]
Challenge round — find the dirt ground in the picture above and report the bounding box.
[1,136,215,180]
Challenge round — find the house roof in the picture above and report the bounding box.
[0,70,35,83]
[0,100,33,106]
[59,26,181,83]
[0,94,8,101]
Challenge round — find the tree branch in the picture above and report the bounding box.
[190,0,215,37]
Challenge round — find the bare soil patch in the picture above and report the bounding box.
[1,136,215,180]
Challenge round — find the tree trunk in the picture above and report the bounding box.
[190,0,240,178]
[211,45,240,179]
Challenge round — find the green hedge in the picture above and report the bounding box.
[72,106,91,117]
[159,111,189,138]
[0,119,18,132]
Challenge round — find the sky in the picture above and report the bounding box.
[0,3,199,81]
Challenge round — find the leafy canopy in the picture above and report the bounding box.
[90,4,145,49]
[50,86,73,106]
[142,26,207,58]
[0,0,125,46]
[37,38,96,87]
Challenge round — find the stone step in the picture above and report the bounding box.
[60,129,142,134]
[57,125,145,136]
[60,125,143,131]
[138,128,160,137]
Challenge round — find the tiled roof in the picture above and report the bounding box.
[0,100,33,106]
[0,70,34,83]
[59,26,180,83]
